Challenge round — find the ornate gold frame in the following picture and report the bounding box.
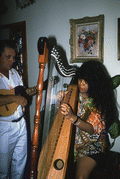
[69,14,104,63]
[118,18,120,60]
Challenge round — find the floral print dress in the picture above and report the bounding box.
[74,93,108,161]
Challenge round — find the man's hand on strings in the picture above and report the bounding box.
[13,95,27,112]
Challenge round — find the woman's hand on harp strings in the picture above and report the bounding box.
[60,102,77,123]
[56,91,68,102]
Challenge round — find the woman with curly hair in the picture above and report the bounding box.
[60,60,118,179]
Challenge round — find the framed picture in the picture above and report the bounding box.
[118,18,120,61]
[69,14,104,63]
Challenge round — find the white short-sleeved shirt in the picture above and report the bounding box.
[0,68,24,121]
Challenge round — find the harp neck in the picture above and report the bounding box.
[51,46,77,77]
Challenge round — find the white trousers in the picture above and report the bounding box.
[0,118,27,179]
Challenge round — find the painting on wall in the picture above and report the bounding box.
[69,14,104,63]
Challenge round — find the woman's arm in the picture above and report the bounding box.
[72,115,94,134]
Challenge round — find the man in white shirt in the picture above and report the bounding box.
[0,40,27,179]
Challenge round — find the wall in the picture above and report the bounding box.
[0,0,120,152]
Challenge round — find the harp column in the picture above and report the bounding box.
[30,37,49,179]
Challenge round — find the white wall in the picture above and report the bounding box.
[0,0,120,152]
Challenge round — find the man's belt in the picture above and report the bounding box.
[12,115,24,122]
[0,115,24,122]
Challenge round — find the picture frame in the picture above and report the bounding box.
[69,14,104,63]
[118,18,120,61]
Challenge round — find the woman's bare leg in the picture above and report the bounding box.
[75,155,97,179]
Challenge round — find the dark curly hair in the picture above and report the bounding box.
[75,60,118,127]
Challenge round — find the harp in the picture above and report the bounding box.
[37,84,78,179]
[30,37,78,178]
[37,46,78,178]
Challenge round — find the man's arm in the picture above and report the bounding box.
[0,95,27,107]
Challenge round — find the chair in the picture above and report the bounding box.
[89,151,120,179]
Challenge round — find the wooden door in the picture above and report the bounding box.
[0,21,28,87]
